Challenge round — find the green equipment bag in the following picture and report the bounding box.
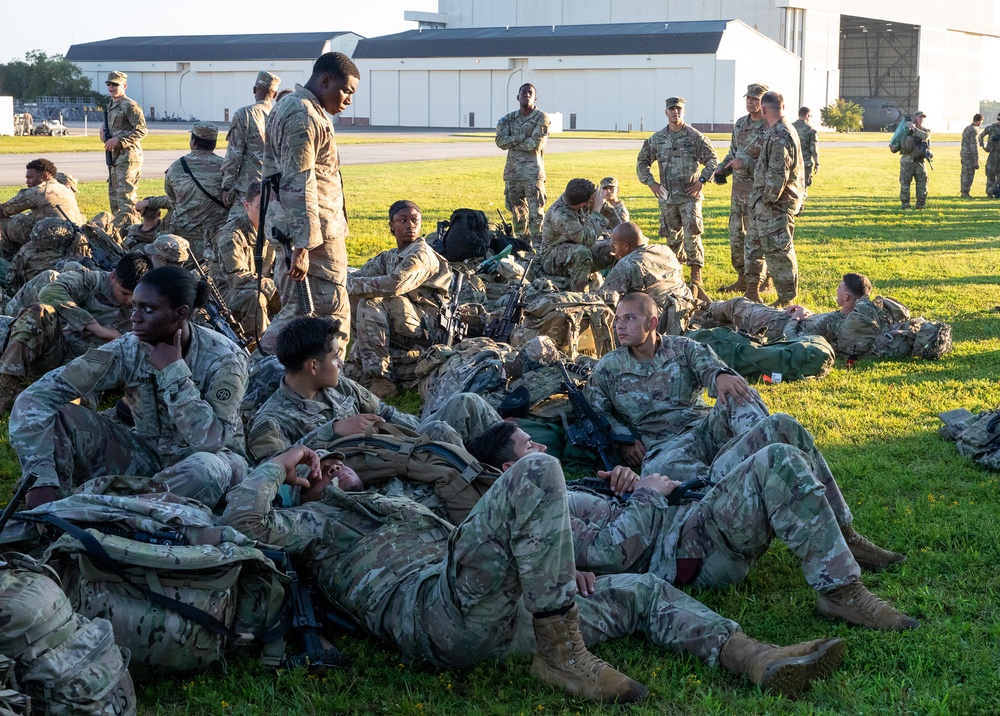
[0,556,136,715]
[687,327,836,381]
[871,318,952,360]
[889,121,909,153]
[0,654,31,716]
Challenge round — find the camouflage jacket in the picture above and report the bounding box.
[899,124,930,159]
[717,114,768,197]
[263,84,348,282]
[792,119,818,167]
[106,95,146,161]
[979,122,1000,153]
[539,194,604,256]
[122,219,163,251]
[597,244,686,310]
[37,268,130,334]
[347,238,451,308]
[598,199,629,230]
[751,118,804,214]
[222,461,453,664]
[495,108,550,182]
[163,150,229,242]
[961,123,981,159]
[206,212,258,292]
[247,376,420,462]
[585,334,736,444]
[221,99,272,193]
[0,179,85,224]
[10,325,248,489]
[636,124,718,203]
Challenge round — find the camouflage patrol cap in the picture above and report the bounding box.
[599,177,618,189]
[191,122,218,141]
[316,449,347,461]
[665,97,685,109]
[255,71,281,90]
[913,110,926,118]
[144,234,190,263]
[744,83,769,98]
[106,71,127,84]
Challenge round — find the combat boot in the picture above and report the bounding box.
[719,632,845,696]
[688,265,703,287]
[842,525,906,571]
[531,604,649,704]
[0,374,25,415]
[817,582,920,631]
[718,275,746,293]
[744,282,763,304]
[365,376,399,400]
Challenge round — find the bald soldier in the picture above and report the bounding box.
[100,71,147,217]
[221,70,280,217]
[0,158,85,258]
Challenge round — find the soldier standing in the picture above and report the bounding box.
[221,70,280,217]
[979,111,1000,197]
[260,52,359,355]
[960,113,983,198]
[899,111,931,210]
[713,83,769,292]
[100,71,147,218]
[792,106,819,206]
[636,97,718,287]
[495,83,550,246]
[745,91,803,307]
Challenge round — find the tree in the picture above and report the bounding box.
[820,99,864,133]
[0,50,99,100]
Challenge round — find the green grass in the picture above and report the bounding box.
[2,143,1000,715]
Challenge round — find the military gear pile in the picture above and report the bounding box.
[435,209,493,262]
[871,317,952,360]
[511,289,616,359]
[415,337,513,415]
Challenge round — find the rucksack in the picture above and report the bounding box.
[512,290,616,359]
[438,209,492,262]
[939,408,1000,470]
[415,337,513,415]
[871,318,952,360]
[686,327,836,382]
[0,655,30,716]
[0,555,136,715]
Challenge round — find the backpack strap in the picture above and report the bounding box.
[179,156,227,209]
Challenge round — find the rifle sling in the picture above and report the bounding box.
[179,156,227,209]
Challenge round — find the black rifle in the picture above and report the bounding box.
[496,208,513,238]
[483,259,533,344]
[103,99,114,184]
[55,205,124,271]
[272,227,316,316]
[566,475,708,505]
[254,173,279,354]
[0,473,39,536]
[439,272,467,347]
[557,361,634,472]
[189,254,251,352]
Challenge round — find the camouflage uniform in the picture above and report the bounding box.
[261,84,350,354]
[538,194,610,291]
[960,123,981,196]
[160,150,229,256]
[223,452,740,670]
[636,125,718,267]
[221,98,272,217]
[3,268,61,317]
[569,413,858,594]
[597,243,688,313]
[495,108,550,243]
[598,199,629,230]
[899,124,930,209]
[122,219,163,252]
[206,212,274,337]
[745,118,804,303]
[105,93,147,216]
[585,335,768,479]
[0,268,130,381]
[0,179,85,258]
[792,119,818,191]
[716,114,768,279]
[346,237,452,379]
[978,121,1000,196]
[8,325,248,508]
[5,219,81,293]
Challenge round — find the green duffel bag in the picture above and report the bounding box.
[687,327,836,382]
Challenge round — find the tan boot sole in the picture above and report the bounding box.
[759,638,845,695]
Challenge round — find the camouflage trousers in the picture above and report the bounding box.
[349,295,439,379]
[745,199,798,303]
[0,304,98,381]
[538,241,610,292]
[704,297,789,342]
[657,198,704,267]
[108,155,142,216]
[899,157,927,208]
[36,404,246,509]
[504,179,546,246]
[726,191,753,275]
[223,282,275,341]
[985,152,1000,196]
[0,214,33,260]
[960,156,978,195]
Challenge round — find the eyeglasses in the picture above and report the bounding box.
[106,82,121,87]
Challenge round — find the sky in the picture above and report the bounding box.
[0,0,439,62]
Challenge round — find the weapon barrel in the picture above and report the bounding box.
[0,473,40,535]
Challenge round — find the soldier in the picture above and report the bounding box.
[468,420,918,632]
[538,178,612,292]
[495,83,550,245]
[978,112,1000,197]
[138,123,228,257]
[346,200,451,396]
[745,91,803,307]
[713,83,769,293]
[636,97,718,287]
[100,71,147,217]
[224,445,846,702]
[143,233,191,270]
[899,111,931,210]
[0,158,85,258]
[221,70,280,217]
[8,266,248,510]
[122,202,164,252]
[792,107,819,205]
[960,114,983,198]
[0,253,151,411]
[597,176,629,230]
[260,52,358,356]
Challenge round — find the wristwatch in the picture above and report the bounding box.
[698,177,707,184]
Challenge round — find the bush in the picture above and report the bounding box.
[820,99,864,133]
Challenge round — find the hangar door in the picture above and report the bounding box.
[840,15,920,114]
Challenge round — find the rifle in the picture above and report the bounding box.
[55,205,124,271]
[496,208,513,238]
[254,173,279,355]
[483,259,533,344]
[272,227,316,317]
[439,272,467,347]
[566,475,708,506]
[476,243,512,274]
[103,99,113,184]
[189,254,251,352]
[557,361,634,472]
[0,473,39,537]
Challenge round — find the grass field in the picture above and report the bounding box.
[1,141,1000,715]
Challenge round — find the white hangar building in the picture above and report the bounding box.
[397,0,1000,132]
[66,32,362,124]
[351,20,800,131]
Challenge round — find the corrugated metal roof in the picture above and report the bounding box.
[353,21,728,59]
[67,32,352,62]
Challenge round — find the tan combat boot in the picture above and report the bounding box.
[719,632,845,695]
[365,376,399,400]
[817,582,919,631]
[744,281,763,304]
[842,525,906,572]
[689,265,704,287]
[718,275,746,293]
[0,374,25,415]
[531,604,649,704]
